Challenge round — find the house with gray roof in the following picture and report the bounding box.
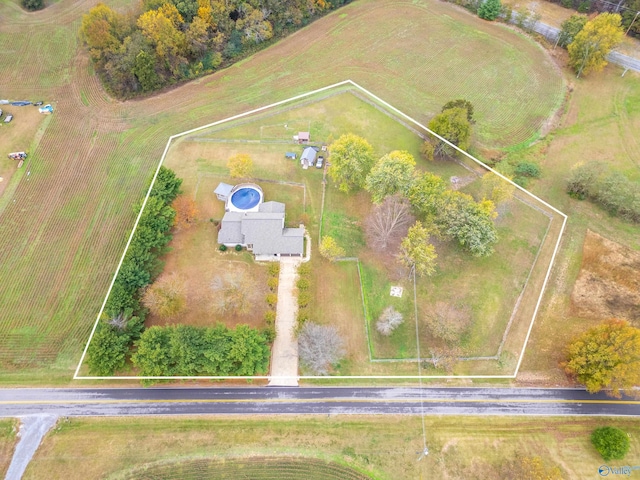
[217,201,304,259]
[300,146,318,169]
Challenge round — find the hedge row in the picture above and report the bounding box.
[86,167,182,375]
[132,324,270,377]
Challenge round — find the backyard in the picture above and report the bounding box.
[155,88,563,377]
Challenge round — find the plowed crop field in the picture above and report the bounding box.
[0,0,564,380]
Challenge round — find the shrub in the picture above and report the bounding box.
[298,263,311,276]
[319,236,345,261]
[263,326,276,343]
[298,290,311,308]
[268,263,280,277]
[296,277,310,291]
[478,0,501,20]
[265,293,277,307]
[219,244,227,252]
[234,244,243,252]
[264,310,276,326]
[297,308,311,329]
[567,162,640,222]
[21,0,44,10]
[267,276,279,291]
[591,427,630,461]
[514,161,541,178]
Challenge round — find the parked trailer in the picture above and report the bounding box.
[8,152,27,160]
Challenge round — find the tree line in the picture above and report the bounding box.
[80,0,350,98]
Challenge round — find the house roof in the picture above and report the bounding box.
[298,131,310,141]
[217,212,244,244]
[301,147,317,163]
[217,209,304,256]
[214,182,234,196]
[259,201,285,213]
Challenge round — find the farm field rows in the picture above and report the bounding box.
[0,0,564,382]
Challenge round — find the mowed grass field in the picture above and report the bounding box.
[23,416,640,479]
[0,0,564,382]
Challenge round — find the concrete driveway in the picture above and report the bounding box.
[268,258,300,386]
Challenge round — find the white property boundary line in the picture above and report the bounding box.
[74,80,568,381]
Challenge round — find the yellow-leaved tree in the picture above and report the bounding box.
[568,13,624,77]
[563,319,640,398]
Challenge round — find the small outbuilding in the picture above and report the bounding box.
[300,146,318,169]
[285,152,297,160]
[297,131,310,144]
[214,182,234,201]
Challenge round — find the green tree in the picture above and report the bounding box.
[319,236,345,262]
[132,325,176,376]
[21,0,44,11]
[563,319,640,398]
[428,107,472,156]
[441,99,475,123]
[478,0,502,21]
[591,427,630,461]
[558,14,588,48]
[568,13,624,78]
[365,150,416,203]
[227,153,254,178]
[438,192,498,257]
[398,221,437,277]
[407,172,448,220]
[86,322,131,375]
[328,133,375,193]
[133,50,161,92]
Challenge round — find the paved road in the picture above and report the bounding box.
[1,387,639,417]
[521,18,640,73]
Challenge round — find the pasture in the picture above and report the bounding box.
[0,0,564,381]
[22,416,640,479]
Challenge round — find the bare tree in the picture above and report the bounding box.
[376,306,404,336]
[142,273,187,319]
[429,345,463,373]
[210,271,257,315]
[365,195,415,252]
[298,322,345,375]
[424,301,471,345]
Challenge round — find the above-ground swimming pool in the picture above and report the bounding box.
[227,184,264,212]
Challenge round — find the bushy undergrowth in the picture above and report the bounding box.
[567,162,640,223]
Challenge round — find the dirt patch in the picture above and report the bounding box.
[571,230,640,324]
